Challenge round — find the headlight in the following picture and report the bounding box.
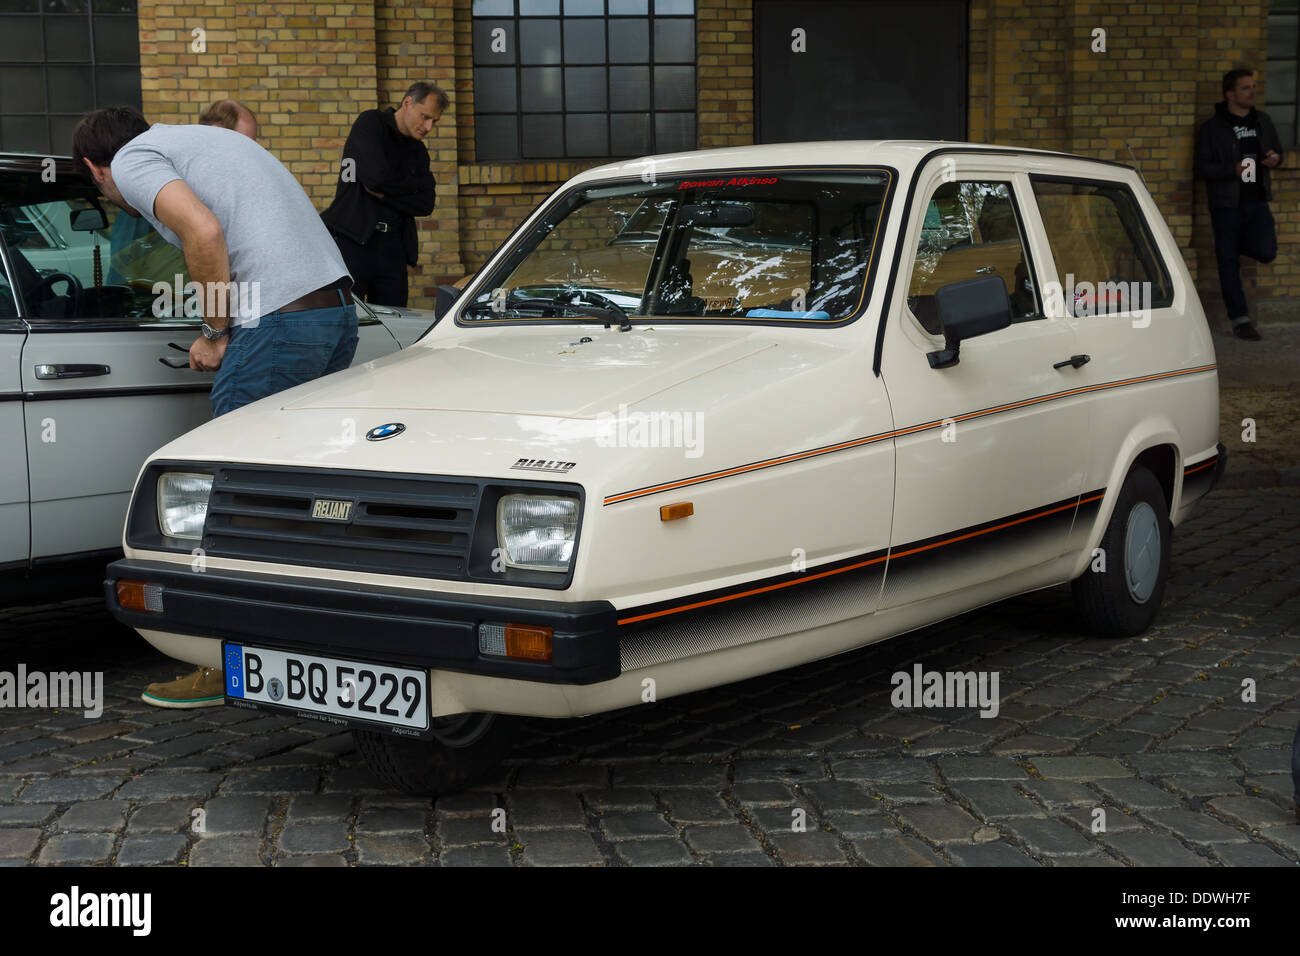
[156,472,213,540]
[497,494,578,572]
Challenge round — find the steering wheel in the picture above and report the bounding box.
[32,271,83,300]
[555,288,630,315]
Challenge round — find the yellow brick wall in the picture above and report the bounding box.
[698,0,754,148]
[967,0,1291,307]
[140,2,379,199]
[376,0,462,292]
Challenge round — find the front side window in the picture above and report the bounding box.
[1030,177,1173,316]
[461,169,891,326]
[0,194,187,321]
[907,180,1038,334]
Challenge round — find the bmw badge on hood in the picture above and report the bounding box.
[366,423,406,441]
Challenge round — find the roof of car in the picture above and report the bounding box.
[572,140,1134,185]
[0,153,94,202]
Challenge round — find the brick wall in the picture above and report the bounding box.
[967,0,1291,307]
[376,0,462,293]
[697,0,755,149]
[140,2,380,198]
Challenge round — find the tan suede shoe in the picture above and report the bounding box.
[141,667,225,708]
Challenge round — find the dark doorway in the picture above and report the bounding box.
[755,0,967,143]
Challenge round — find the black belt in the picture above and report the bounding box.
[275,279,353,314]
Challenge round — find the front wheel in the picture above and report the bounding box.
[1071,465,1171,637]
[354,712,516,796]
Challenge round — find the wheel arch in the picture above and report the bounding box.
[1070,425,1181,580]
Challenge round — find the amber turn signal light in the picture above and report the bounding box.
[116,579,163,613]
[505,624,553,661]
[659,501,694,521]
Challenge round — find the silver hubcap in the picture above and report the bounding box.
[430,712,495,748]
[1123,501,1160,604]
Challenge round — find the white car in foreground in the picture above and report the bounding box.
[105,141,1223,794]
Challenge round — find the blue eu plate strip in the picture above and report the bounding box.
[225,644,244,698]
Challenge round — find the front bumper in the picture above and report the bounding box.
[106,559,620,684]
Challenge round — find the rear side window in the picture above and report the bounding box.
[1030,177,1173,315]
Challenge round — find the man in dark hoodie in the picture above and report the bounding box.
[322,82,446,306]
[1194,68,1284,341]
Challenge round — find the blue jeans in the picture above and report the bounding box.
[210,300,359,418]
[1209,201,1277,321]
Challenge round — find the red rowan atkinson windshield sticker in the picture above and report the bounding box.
[677,176,778,189]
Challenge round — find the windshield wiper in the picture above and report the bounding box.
[462,289,634,331]
[553,288,632,331]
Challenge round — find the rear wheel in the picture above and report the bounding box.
[1071,465,1171,637]
[354,712,516,796]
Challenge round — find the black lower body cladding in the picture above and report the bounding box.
[105,559,620,684]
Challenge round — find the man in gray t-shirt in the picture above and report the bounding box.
[72,105,358,417]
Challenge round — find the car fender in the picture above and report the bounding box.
[1069,417,1181,580]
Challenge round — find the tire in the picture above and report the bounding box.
[1071,465,1171,637]
[354,712,516,796]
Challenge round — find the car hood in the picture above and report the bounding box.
[146,320,868,493]
[280,323,778,418]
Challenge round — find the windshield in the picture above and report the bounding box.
[461,170,891,326]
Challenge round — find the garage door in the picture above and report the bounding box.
[756,0,967,143]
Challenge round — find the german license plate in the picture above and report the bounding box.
[223,643,430,737]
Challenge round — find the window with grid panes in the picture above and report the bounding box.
[472,0,696,161]
[1268,0,1297,146]
[0,0,142,155]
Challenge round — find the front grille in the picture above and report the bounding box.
[203,465,481,580]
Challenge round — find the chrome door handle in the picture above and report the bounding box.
[34,364,111,380]
[975,266,996,274]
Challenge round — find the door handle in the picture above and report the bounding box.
[1053,354,1091,370]
[160,342,193,369]
[34,363,111,380]
[975,266,997,274]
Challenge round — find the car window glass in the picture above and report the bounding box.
[674,200,814,314]
[507,195,654,313]
[1030,179,1173,315]
[0,197,190,323]
[465,171,888,324]
[908,180,1038,335]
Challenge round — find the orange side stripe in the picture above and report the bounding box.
[617,551,891,625]
[603,430,902,504]
[886,494,1104,562]
[616,492,1106,625]
[604,365,1216,505]
[1183,458,1217,476]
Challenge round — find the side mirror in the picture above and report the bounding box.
[434,284,461,321]
[69,207,108,232]
[927,274,1012,369]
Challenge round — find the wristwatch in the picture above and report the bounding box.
[200,321,229,341]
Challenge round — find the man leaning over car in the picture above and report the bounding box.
[73,104,358,706]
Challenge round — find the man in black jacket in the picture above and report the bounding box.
[322,82,446,306]
[1194,68,1284,341]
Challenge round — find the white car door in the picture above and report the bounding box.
[879,162,1089,609]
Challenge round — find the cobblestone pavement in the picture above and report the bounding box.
[0,488,1297,867]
